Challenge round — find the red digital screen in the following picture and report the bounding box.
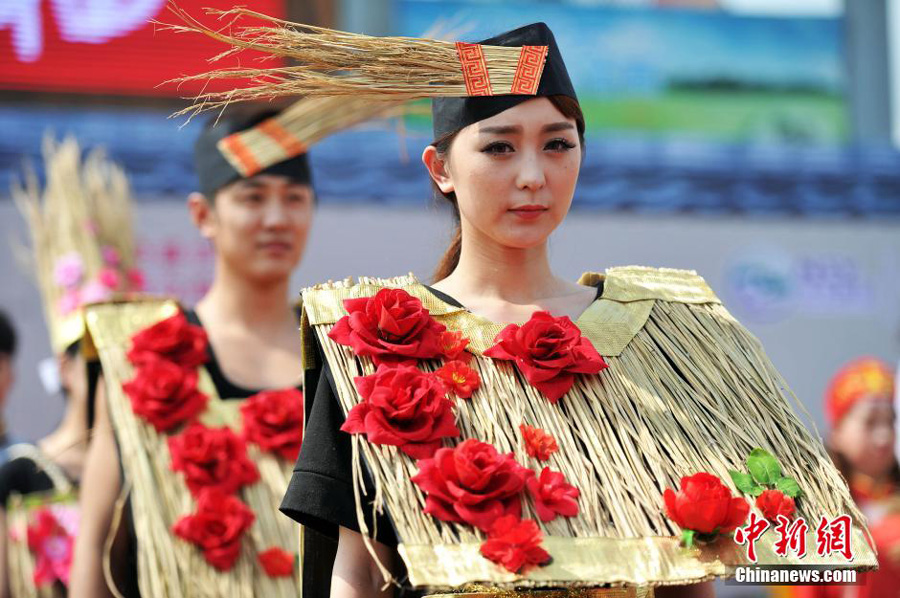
[0,0,286,96]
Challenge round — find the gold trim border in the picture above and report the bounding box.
[399,528,876,589]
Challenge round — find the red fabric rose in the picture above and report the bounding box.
[439,330,471,362]
[484,311,607,403]
[123,359,208,432]
[520,424,558,462]
[526,467,580,522]
[479,515,551,574]
[663,472,749,534]
[258,547,295,577]
[435,361,481,399]
[172,489,255,571]
[328,288,446,365]
[168,423,259,497]
[240,388,304,461]
[341,365,459,459]
[26,507,73,587]
[127,312,208,369]
[411,438,530,531]
[756,489,795,522]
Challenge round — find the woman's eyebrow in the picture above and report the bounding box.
[542,122,575,133]
[478,122,575,135]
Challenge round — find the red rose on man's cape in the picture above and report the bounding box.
[479,515,551,574]
[663,472,749,534]
[435,361,481,399]
[241,388,304,461]
[127,312,208,369]
[520,424,559,462]
[168,423,259,497]
[411,438,530,531]
[756,489,795,522]
[484,311,607,403]
[328,288,446,365]
[172,489,255,571]
[123,359,208,432]
[258,547,295,577]
[526,467,580,522]
[341,365,459,459]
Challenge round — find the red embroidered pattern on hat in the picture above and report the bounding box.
[218,134,261,177]
[258,119,307,160]
[510,45,548,95]
[456,42,493,96]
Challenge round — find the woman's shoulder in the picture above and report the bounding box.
[581,265,721,306]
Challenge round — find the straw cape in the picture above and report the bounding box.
[298,267,876,591]
[83,299,301,598]
[5,449,76,598]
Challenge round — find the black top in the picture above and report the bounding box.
[0,447,65,507]
[184,309,266,400]
[280,282,604,593]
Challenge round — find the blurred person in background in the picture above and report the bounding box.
[0,138,141,598]
[775,357,900,598]
[69,105,315,598]
[0,311,18,464]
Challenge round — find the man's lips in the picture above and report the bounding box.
[257,241,293,252]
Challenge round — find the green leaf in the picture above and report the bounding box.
[681,529,696,549]
[776,476,803,498]
[747,448,782,486]
[729,470,758,494]
[748,485,765,497]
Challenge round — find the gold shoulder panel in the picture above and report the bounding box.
[581,266,720,305]
[84,297,179,351]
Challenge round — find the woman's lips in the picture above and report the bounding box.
[508,205,548,220]
[257,241,293,254]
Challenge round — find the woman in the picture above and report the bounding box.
[68,106,312,598]
[1,137,139,598]
[779,358,900,598]
[175,13,873,598]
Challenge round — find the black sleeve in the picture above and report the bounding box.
[0,455,54,506]
[280,359,399,549]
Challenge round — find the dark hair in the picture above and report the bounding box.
[431,96,586,282]
[0,310,16,358]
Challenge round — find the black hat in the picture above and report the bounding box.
[432,22,577,140]
[193,108,312,199]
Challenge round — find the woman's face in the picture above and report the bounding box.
[434,98,581,250]
[832,399,897,479]
[193,174,313,285]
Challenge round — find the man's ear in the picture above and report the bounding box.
[422,146,454,194]
[187,192,216,240]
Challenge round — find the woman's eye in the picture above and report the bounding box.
[481,141,515,155]
[545,138,577,152]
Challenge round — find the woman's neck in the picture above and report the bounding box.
[39,400,88,479]
[439,233,565,304]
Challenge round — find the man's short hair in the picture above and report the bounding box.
[0,310,17,358]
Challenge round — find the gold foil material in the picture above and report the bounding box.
[426,587,652,598]
[400,528,875,589]
[585,267,720,305]
[299,270,661,357]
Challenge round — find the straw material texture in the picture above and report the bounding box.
[301,268,873,589]
[163,4,530,113]
[84,299,299,598]
[12,136,136,353]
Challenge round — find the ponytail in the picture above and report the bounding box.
[432,223,461,282]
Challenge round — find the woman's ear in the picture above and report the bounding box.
[422,146,454,195]
[187,192,216,240]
